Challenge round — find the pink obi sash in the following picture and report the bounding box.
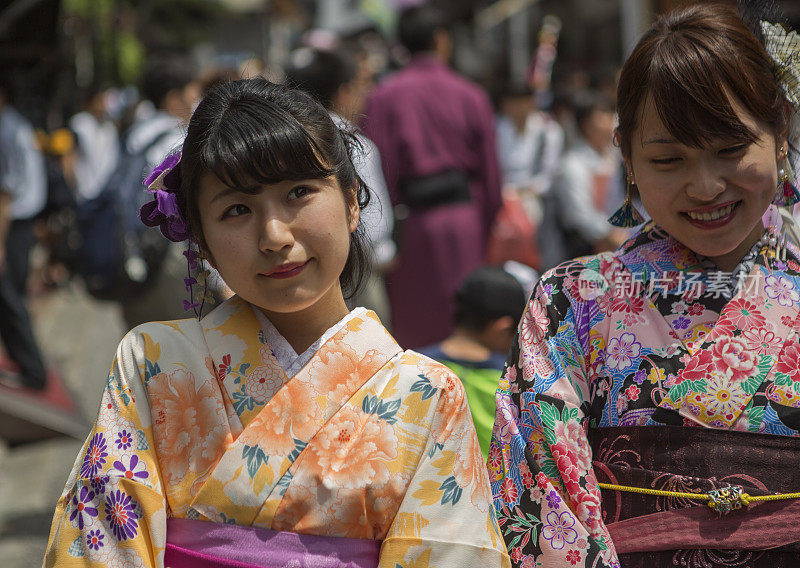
[165,518,381,568]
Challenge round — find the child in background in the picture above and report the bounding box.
[419,265,529,459]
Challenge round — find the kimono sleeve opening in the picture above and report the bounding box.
[489,276,620,568]
[43,330,168,568]
[379,363,510,568]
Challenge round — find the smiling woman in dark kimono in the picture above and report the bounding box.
[491,3,800,567]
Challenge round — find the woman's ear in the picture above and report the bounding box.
[199,243,217,271]
[348,184,360,233]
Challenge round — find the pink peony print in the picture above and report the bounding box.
[305,405,398,489]
[677,350,714,384]
[552,420,592,473]
[149,370,230,490]
[711,335,758,384]
[775,342,800,381]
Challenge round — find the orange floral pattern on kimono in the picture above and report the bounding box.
[43,297,510,568]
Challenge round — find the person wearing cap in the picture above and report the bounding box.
[418,265,528,459]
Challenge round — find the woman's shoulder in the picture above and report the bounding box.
[394,349,468,400]
[538,251,621,294]
[118,317,207,360]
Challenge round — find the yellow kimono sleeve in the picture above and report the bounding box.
[43,330,167,568]
[379,363,511,568]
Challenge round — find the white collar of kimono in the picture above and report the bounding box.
[250,305,368,378]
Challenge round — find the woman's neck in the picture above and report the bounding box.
[259,285,351,354]
[707,223,765,272]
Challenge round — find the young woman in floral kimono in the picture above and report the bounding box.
[491,4,800,567]
[43,79,510,568]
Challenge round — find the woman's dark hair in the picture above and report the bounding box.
[616,3,787,159]
[177,77,371,299]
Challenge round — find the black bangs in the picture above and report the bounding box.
[647,37,760,148]
[202,97,336,191]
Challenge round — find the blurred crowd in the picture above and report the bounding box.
[0,5,631,411]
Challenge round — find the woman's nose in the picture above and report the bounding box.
[685,160,726,202]
[259,216,294,252]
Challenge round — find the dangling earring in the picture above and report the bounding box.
[773,149,800,206]
[609,170,645,228]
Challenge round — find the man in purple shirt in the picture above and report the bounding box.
[363,6,502,349]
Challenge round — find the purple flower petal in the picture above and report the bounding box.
[144,153,181,187]
[155,189,181,219]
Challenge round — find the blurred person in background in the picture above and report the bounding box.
[496,84,564,213]
[539,89,628,270]
[69,87,120,204]
[419,264,529,460]
[285,45,395,325]
[363,5,502,349]
[491,83,564,269]
[0,79,49,390]
[119,55,201,327]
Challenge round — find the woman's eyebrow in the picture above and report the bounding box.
[643,137,678,145]
[208,185,260,204]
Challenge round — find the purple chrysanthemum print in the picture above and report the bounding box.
[633,369,647,385]
[115,429,134,451]
[112,454,149,482]
[69,486,98,529]
[90,475,110,496]
[673,315,690,330]
[105,489,139,541]
[546,490,561,509]
[80,433,108,478]
[86,529,105,551]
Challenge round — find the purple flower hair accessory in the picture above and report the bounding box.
[139,153,190,242]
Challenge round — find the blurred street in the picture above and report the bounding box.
[0,283,127,568]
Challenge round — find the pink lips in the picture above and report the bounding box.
[682,201,741,230]
[260,260,309,279]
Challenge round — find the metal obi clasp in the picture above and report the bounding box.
[706,486,747,514]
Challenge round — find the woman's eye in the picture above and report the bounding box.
[651,157,681,165]
[221,204,250,219]
[288,185,313,200]
[720,143,749,156]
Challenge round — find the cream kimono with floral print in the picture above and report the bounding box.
[44,297,510,568]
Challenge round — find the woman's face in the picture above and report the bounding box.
[628,97,784,271]
[198,173,358,319]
